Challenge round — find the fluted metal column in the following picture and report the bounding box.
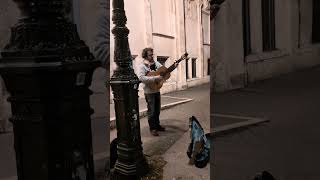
[110,0,149,179]
[0,0,100,179]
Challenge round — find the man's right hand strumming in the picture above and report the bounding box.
[155,75,164,83]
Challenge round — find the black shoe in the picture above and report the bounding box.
[156,125,166,131]
[150,129,159,136]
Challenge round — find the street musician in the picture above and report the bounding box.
[136,47,187,136]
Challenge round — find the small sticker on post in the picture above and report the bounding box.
[76,72,87,86]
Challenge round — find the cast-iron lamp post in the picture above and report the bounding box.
[110,0,149,179]
[0,0,100,179]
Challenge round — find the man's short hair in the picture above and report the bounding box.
[142,47,153,59]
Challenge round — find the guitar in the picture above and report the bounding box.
[146,52,188,91]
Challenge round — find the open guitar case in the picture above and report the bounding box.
[187,116,211,168]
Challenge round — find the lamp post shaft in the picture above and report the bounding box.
[110,0,149,179]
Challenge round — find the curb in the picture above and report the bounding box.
[110,98,193,130]
[210,115,270,137]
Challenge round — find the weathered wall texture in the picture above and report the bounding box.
[213,0,320,92]
[110,0,211,97]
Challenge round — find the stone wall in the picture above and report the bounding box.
[213,0,320,92]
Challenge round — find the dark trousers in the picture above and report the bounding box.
[145,92,161,130]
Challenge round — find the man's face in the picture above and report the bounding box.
[147,50,154,62]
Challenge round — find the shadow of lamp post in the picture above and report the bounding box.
[0,0,100,179]
[110,0,149,179]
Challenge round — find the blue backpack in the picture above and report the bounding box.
[187,116,210,168]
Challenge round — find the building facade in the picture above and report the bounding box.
[212,0,320,91]
[110,0,211,97]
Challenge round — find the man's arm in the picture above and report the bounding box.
[136,65,160,83]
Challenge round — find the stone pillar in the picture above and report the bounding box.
[198,1,204,79]
[176,0,188,90]
[144,0,154,48]
[212,1,232,91]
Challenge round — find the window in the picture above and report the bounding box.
[207,59,210,76]
[192,58,197,78]
[157,56,169,65]
[243,0,251,56]
[261,0,276,51]
[312,0,320,43]
[186,58,189,79]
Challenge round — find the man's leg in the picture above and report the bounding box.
[155,92,165,131]
[154,92,161,126]
[145,93,158,135]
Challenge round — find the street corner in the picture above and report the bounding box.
[141,95,194,117]
[211,113,270,137]
[160,95,194,106]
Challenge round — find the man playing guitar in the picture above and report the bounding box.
[136,47,167,136]
[137,48,187,136]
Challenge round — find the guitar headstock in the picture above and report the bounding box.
[176,52,188,64]
[181,52,188,60]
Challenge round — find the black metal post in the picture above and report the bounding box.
[110,0,149,179]
[209,0,225,19]
[0,0,100,179]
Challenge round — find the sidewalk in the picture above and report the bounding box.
[212,66,320,180]
[109,95,194,129]
[108,82,263,179]
[110,83,211,179]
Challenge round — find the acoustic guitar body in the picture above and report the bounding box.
[146,66,171,91]
[144,52,188,91]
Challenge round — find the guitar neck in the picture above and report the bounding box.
[166,63,178,74]
[165,57,185,74]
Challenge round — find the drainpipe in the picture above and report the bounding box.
[298,0,301,48]
[183,0,187,52]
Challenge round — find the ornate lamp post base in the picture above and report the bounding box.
[110,156,149,179]
[109,80,150,178]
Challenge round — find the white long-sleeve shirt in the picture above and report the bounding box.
[135,60,163,94]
